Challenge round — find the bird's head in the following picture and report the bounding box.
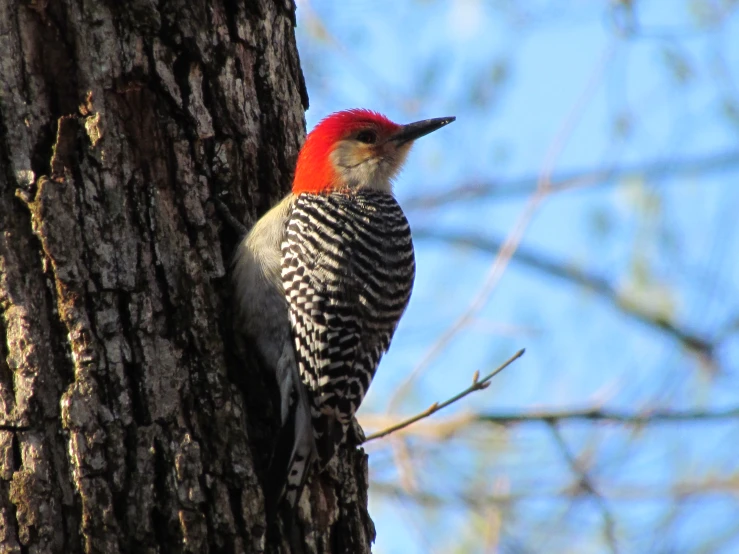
[292,109,455,195]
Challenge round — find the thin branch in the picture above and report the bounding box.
[363,349,525,443]
[372,476,739,507]
[414,228,714,358]
[402,150,739,211]
[549,423,618,554]
[477,406,739,425]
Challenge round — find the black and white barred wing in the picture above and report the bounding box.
[281,192,415,464]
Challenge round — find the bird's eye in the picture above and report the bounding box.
[356,130,377,144]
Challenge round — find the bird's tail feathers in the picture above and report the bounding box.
[265,385,316,521]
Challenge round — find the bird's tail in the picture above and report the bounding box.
[265,384,316,519]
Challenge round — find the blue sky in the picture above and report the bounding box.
[297,1,739,552]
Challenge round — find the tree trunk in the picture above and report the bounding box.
[0,1,374,552]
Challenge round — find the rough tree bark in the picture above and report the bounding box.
[0,1,374,552]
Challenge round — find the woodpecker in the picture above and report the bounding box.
[233,109,455,510]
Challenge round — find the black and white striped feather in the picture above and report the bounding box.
[281,190,415,470]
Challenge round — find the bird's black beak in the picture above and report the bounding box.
[388,116,456,146]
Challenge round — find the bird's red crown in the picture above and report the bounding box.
[292,109,400,194]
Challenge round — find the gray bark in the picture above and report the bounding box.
[0,0,374,552]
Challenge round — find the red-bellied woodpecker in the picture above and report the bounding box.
[233,109,455,510]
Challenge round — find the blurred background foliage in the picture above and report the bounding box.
[295,1,739,552]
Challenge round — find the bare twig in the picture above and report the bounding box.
[477,406,739,425]
[361,405,739,442]
[549,423,618,554]
[372,475,739,506]
[414,228,714,357]
[364,349,524,443]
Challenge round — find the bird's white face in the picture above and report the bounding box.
[329,129,412,194]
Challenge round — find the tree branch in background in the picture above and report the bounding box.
[363,349,525,443]
[477,406,739,425]
[414,228,714,358]
[373,475,739,508]
[403,150,739,210]
[549,423,618,553]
